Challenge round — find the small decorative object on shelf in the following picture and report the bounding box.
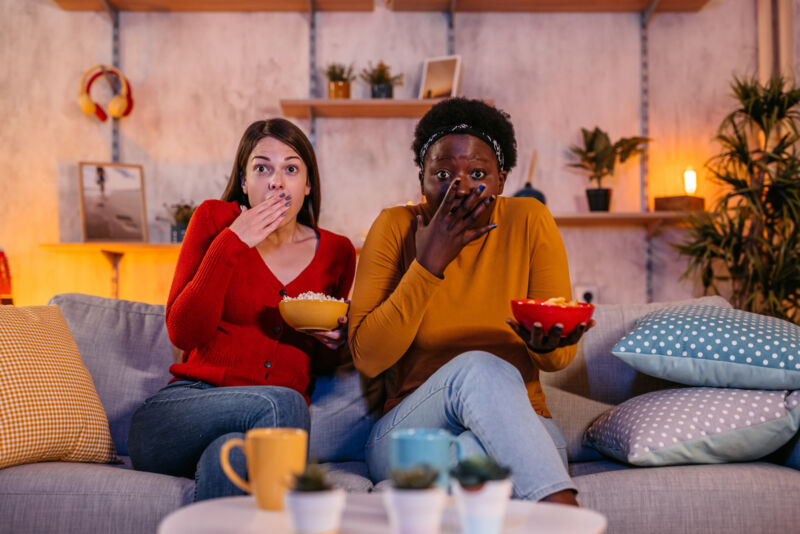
[450,456,513,534]
[360,61,403,99]
[162,202,196,243]
[384,464,446,534]
[284,464,346,534]
[324,62,355,99]
[568,127,649,212]
[513,149,546,204]
[654,166,705,211]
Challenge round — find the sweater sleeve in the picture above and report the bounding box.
[526,208,578,372]
[348,209,443,378]
[165,202,250,350]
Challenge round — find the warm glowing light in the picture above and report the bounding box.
[683,167,697,195]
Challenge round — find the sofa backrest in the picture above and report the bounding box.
[49,293,174,456]
[540,295,731,462]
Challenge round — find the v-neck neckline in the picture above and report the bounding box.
[255,229,323,289]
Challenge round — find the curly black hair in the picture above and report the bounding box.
[412,97,517,173]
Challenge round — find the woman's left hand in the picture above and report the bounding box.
[506,319,596,353]
[304,316,348,350]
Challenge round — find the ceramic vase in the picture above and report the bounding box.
[285,488,346,534]
[327,81,351,99]
[383,486,446,534]
[452,479,512,534]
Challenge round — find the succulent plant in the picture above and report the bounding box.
[359,61,403,87]
[325,63,355,83]
[163,202,196,226]
[290,463,333,492]
[450,456,511,490]
[390,464,439,490]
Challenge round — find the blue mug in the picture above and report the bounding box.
[389,428,463,489]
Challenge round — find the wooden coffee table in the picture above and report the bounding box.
[159,492,607,533]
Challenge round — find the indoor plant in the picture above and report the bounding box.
[325,62,355,99]
[162,202,196,242]
[284,464,346,534]
[383,465,445,534]
[360,61,403,99]
[674,75,800,324]
[568,126,649,211]
[450,456,512,534]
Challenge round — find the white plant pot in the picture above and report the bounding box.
[284,488,346,534]
[382,486,446,534]
[452,479,512,534]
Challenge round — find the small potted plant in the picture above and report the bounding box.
[383,464,445,534]
[360,61,403,99]
[450,456,512,534]
[568,126,649,211]
[162,202,197,242]
[324,62,355,99]
[284,464,346,534]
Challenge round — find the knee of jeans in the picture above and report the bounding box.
[448,351,524,389]
[248,387,310,431]
[200,432,246,475]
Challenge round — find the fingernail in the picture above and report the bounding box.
[279,192,285,198]
[490,223,497,229]
[478,184,485,192]
[489,195,496,202]
[281,212,286,217]
[285,202,291,207]
[286,195,292,200]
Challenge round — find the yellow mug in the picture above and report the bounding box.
[220,428,308,510]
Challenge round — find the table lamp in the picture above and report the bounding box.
[654,167,704,211]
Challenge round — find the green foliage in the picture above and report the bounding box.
[568,126,649,188]
[325,63,355,83]
[674,75,800,324]
[359,61,403,87]
[390,464,438,489]
[290,464,333,492]
[164,202,196,226]
[449,456,510,490]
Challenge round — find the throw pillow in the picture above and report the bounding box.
[0,305,118,469]
[584,388,800,466]
[612,305,800,389]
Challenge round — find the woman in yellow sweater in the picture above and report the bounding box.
[349,98,593,505]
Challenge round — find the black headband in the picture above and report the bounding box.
[418,123,505,171]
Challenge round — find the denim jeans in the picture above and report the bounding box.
[127,380,310,502]
[366,351,575,501]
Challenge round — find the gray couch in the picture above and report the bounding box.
[1,293,798,533]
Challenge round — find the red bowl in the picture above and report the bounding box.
[510,299,595,334]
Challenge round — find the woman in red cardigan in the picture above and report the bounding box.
[128,119,356,501]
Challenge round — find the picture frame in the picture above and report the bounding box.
[78,162,148,242]
[418,55,462,99]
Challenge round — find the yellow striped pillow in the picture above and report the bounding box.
[0,305,118,468]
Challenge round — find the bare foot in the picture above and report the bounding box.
[540,489,579,507]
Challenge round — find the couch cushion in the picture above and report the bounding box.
[322,461,374,492]
[0,305,117,469]
[573,462,800,534]
[0,461,193,534]
[49,294,174,456]
[584,388,800,466]
[540,296,731,462]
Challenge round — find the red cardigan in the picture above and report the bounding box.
[166,200,356,402]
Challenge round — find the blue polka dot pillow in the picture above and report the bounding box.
[584,388,800,466]
[612,305,800,389]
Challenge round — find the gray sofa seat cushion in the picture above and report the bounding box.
[573,462,800,534]
[323,461,373,492]
[0,461,194,534]
[48,294,174,456]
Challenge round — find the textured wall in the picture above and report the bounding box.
[0,0,765,305]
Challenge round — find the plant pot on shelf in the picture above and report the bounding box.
[285,488,346,534]
[170,224,188,243]
[383,486,446,534]
[452,479,512,534]
[586,188,611,211]
[371,83,393,99]
[327,81,351,99]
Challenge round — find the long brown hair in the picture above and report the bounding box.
[221,118,321,229]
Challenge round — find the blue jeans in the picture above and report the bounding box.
[366,351,575,501]
[127,380,310,502]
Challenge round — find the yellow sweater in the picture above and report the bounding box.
[348,196,576,417]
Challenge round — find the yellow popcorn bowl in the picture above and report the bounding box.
[278,299,349,332]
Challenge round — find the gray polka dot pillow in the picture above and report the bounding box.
[612,305,800,389]
[584,388,800,466]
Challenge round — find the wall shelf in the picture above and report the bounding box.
[53,1,373,12]
[552,211,688,238]
[279,98,457,119]
[386,1,710,12]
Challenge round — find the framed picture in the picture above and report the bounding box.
[78,162,148,242]
[419,55,462,99]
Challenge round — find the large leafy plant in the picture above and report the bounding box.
[568,127,649,188]
[674,76,800,323]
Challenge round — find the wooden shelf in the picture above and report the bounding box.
[553,211,689,237]
[280,98,457,119]
[53,1,373,12]
[387,1,709,12]
[41,242,180,253]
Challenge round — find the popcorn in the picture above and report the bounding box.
[281,291,345,303]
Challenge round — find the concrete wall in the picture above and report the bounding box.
[0,0,768,304]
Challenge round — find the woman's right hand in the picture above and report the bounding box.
[415,178,496,277]
[229,192,291,247]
